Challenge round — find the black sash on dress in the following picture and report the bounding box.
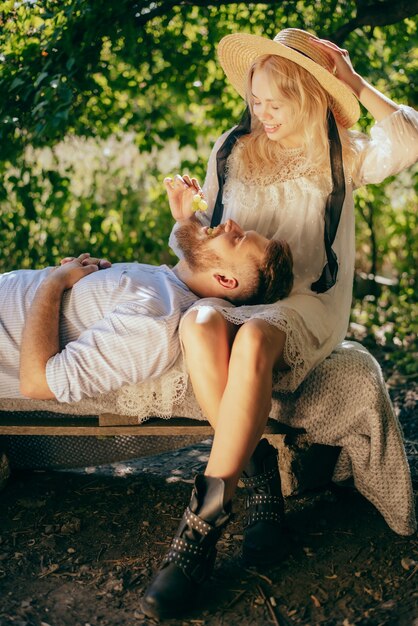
[211,107,252,229]
[211,107,345,294]
[310,110,346,293]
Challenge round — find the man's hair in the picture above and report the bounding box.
[232,239,294,306]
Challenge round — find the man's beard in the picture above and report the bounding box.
[175,220,221,272]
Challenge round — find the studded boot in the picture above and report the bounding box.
[140,474,231,620]
[241,438,287,566]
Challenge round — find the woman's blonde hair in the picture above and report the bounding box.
[241,54,356,175]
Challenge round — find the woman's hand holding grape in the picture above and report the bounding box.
[164,174,207,221]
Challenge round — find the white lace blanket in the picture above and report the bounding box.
[0,341,415,537]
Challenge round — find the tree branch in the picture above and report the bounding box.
[134,0,418,38]
[331,0,418,44]
[134,0,263,27]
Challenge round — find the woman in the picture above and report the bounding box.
[141,28,418,619]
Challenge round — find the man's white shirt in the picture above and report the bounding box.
[0,263,197,402]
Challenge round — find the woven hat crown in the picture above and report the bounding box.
[274,28,334,72]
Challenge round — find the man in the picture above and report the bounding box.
[0,218,293,404]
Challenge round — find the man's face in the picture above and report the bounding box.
[176,219,268,273]
[203,220,269,267]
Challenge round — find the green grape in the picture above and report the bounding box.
[191,193,207,212]
[191,194,200,212]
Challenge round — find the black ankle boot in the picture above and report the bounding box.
[140,474,231,620]
[241,438,287,566]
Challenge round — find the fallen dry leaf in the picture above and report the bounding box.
[310,594,321,608]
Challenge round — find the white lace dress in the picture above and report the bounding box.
[169,105,418,392]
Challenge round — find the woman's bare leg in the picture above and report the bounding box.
[141,319,288,617]
[204,319,287,504]
[180,307,238,425]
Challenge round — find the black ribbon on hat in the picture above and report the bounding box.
[211,107,345,294]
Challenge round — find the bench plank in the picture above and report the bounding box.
[0,414,293,437]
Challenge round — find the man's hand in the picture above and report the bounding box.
[60,253,112,270]
[48,253,109,291]
[164,174,205,221]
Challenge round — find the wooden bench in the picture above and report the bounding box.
[0,341,389,497]
[0,407,338,498]
[0,413,292,437]
[1,342,415,537]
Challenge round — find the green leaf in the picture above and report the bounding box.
[34,71,48,88]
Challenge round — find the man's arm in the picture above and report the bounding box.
[19,254,101,399]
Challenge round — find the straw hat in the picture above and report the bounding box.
[218,28,360,128]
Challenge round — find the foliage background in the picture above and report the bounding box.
[0,0,417,373]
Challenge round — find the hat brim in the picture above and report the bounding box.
[218,33,360,128]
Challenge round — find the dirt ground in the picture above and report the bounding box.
[0,468,417,626]
[0,349,417,626]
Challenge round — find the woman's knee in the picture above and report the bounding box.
[180,307,233,351]
[233,320,285,372]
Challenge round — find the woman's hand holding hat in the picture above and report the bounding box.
[310,36,400,121]
[310,37,364,98]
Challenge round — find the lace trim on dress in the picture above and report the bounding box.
[226,141,329,186]
[115,357,190,421]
